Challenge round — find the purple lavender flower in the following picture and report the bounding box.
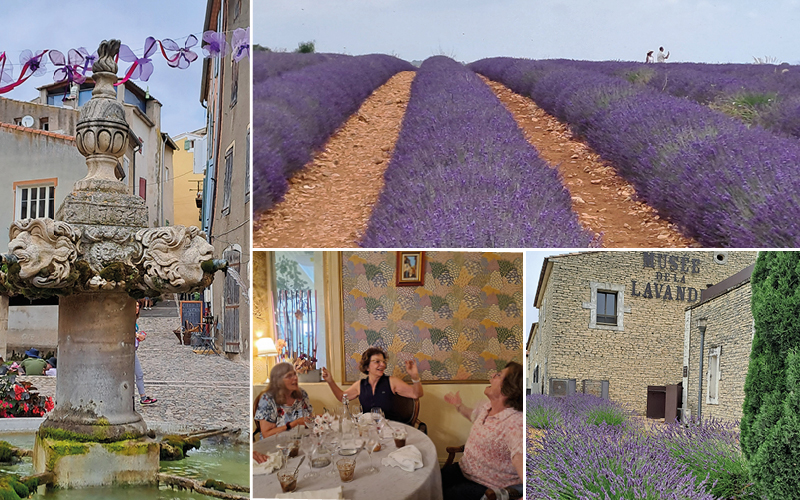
[471,58,800,247]
[202,30,229,59]
[19,49,47,78]
[118,38,158,82]
[161,35,199,69]
[361,56,591,248]
[231,27,250,63]
[253,54,414,213]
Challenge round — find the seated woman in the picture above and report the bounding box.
[442,361,524,500]
[254,362,312,440]
[321,347,422,420]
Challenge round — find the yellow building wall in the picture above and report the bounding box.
[172,139,204,227]
[252,251,511,464]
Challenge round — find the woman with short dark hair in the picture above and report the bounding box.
[321,347,422,419]
[254,362,312,438]
[441,361,524,500]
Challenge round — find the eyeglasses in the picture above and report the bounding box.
[283,372,298,380]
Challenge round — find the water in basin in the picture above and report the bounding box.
[0,433,248,499]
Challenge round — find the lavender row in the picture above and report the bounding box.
[470,58,800,247]
[252,51,351,81]
[542,59,800,140]
[360,56,591,248]
[253,54,414,212]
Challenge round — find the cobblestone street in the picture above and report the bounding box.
[21,300,251,442]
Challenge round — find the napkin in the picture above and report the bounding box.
[252,451,283,475]
[276,486,344,499]
[381,444,423,472]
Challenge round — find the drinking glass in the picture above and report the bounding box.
[276,432,291,469]
[300,430,317,479]
[365,429,380,474]
[325,431,342,477]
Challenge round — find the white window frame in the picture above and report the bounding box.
[582,282,630,331]
[15,181,56,220]
[707,346,721,405]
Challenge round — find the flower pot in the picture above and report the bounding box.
[298,369,320,383]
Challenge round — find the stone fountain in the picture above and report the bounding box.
[0,40,226,489]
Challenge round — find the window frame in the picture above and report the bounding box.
[706,346,721,405]
[221,143,234,216]
[582,281,629,331]
[13,179,57,220]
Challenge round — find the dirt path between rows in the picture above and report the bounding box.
[253,71,415,248]
[483,78,697,248]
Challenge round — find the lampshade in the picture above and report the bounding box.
[255,337,278,357]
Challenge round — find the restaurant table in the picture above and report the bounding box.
[253,422,443,500]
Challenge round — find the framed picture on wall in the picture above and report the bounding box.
[396,251,425,287]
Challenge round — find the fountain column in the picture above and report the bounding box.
[0,40,227,488]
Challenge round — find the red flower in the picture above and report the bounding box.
[22,403,29,414]
[45,398,54,412]
[13,385,25,397]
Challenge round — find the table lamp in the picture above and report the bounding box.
[256,337,279,384]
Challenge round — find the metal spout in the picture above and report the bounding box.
[201,259,228,274]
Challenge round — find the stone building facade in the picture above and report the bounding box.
[531,251,758,415]
[684,264,755,423]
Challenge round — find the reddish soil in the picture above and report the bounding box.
[482,77,696,248]
[253,72,415,248]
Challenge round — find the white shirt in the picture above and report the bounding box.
[657,49,669,63]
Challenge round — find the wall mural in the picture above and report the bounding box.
[341,251,523,383]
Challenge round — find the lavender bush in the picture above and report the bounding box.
[360,56,592,248]
[470,58,800,247]
[253,54,414,212]
[252,51,351,81]
[526,394,760,499]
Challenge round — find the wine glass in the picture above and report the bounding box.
[350,399,363,421]
[300,430,317,479]
[365,429,380,474]
[371,407,386,439]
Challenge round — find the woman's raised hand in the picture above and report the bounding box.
[444,391,462,408]
[404,359,420,379]
[321,367,332,383]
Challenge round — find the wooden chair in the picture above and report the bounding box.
[443,445,523,500]
[391,393,427,434]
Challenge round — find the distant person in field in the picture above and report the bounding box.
[657,46,670,62]
[646,51,654,63]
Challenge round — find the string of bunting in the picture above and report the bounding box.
[0,28,250,95]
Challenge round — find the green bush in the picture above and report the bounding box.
[584,406,627,426]
[296,41,315,53]
[742,252,800,499]
[527,404,562,429]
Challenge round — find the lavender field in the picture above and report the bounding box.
[471,58,800,247]
[361,56,591,247]
[252,53,414,212]
[526,394,759,500]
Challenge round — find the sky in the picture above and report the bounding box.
[2,1,214,136]
[255,0,800,65]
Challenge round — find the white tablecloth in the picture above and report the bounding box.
[253,422,443,500]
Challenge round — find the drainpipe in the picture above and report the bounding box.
[697,318,707,422]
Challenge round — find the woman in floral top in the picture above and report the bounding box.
[254,362,312,438]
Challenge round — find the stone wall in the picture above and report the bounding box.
[686,281,752,423]
[533,251,757,414]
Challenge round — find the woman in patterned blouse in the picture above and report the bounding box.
[441,361,524,500]
[254,362,312,438]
